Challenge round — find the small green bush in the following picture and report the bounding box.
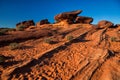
[9,42,20,50]
[110,37,117,42]
[66,35,74,41]
[0,55,5,63]
[44,38,53,44]
[16,26,25,31]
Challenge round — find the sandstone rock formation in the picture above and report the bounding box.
[25,26,36,30]
[0,28,54,46]
[36,19,50,27]
[0,10,120,80]
[54,10,82,24]
[75,16,93,24]
[16,20,35,30]
[0,24,120,80]
[97,20,114,28]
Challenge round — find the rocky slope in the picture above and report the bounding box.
[0,10,120,80]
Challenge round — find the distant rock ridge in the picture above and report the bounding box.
[15,10,119,29]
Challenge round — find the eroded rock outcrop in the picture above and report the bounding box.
[97,20,114,28]
[75,16,93,24]
[54,10,82,24]
[16,20,35,29]
[36,19,50,27]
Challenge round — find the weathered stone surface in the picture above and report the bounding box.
[54,10,82,24]
[75,16,93,24]
[97,20,114,28]
[26,26,36,30]
[0,29,53,46]
[16,20,35,29]
[36,19,50,27]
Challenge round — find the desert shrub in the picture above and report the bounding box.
[0,55,5,63]
[110,37,117,42]
[16,25,25,31]
[9,42,20,50]
[66,35,74,41]
[44,38,53,44]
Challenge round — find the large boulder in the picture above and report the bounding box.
[75,16,93,24]
[97,20,114,28]
[36,19,50,27]
[16,20,35,30]
[54,10,82,24]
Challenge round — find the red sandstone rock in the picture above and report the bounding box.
[54,10,82,24]
[36,19,50,27]
[97,20,114,28]
[75,16,93,24]
[16,20,35,30]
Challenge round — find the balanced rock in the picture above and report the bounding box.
[97,20,114,28]
[54,10,82,24]
[16,20,35,29]
[75,16,93,24]
[36,19,50,27]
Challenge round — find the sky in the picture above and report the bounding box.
[0,0,120,28]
